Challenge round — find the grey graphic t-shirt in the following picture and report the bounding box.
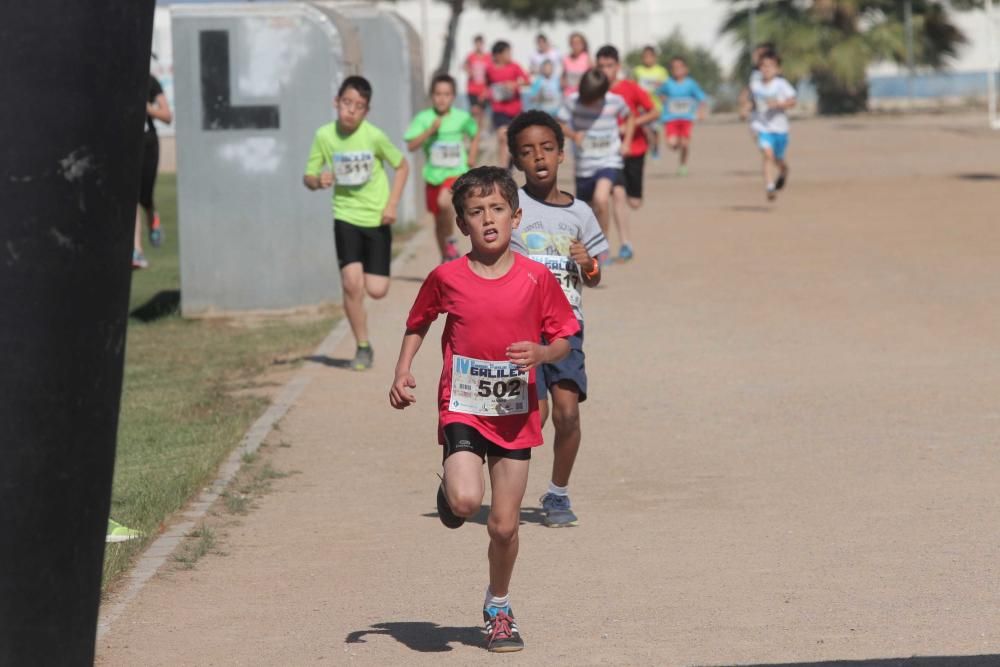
[511,187,609,321]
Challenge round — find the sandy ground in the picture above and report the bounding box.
[97,112,1000,666]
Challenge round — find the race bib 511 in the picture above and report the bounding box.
[449,356,528,416]
[333,151,374,186]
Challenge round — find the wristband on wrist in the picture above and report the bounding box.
[584,260,600,278]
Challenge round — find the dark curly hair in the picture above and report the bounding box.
[506,110,565,159]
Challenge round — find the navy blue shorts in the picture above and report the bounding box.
[537,322,586,403]
[492,111,515,128]
[575,168,622,204]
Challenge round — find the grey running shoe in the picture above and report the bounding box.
[352,345,373,371]
[539,492,578,527]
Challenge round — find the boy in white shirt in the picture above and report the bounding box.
[749,52,796,201]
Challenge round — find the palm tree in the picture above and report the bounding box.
[721,0,978,114]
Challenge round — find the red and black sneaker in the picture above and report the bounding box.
[483,606,524,653]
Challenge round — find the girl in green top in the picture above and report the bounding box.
[303,76,410,371]
[404,74,480,263]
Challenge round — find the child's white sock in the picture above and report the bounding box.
[547,481,569,497]
[766,182,776,192]
[485,587,511,609]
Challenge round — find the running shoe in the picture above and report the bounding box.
[651,144,660,160]
[483,605,524,653]
[618,244,634,262]
[677,165,688,177]
[443,238,461,263]
[436,481,465,529]
[775,171,788,191]
[131,250,149,269]
[352,345,373,371]
[149,212,163,247]
[106,519,143,543]
[766,188,777,202]
[539,492,578,527]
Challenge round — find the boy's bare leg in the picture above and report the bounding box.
[548,381,581,488]
[341,262,369,344]
[538,398,549,428]
[589,178,614,238]
[443,450,486,518]
[496,126,510,168]
[680,137,690,166]
[486,455,530,597]
[133,206,145,254]
[611,185,632,249]
[435,190,456,257]
[762,147,777,189]
[363,273,390,301]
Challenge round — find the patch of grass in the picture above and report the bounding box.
[103,174,339,590]
[172,525,217,569]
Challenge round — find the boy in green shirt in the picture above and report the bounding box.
[631,45,668,158]
[303,76,410,371]
[405,74,479,262]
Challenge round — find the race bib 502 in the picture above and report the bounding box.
[449,355,528,416]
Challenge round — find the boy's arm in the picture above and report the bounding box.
[303,133,332,190]
[570,240,600,287]
[382,157,410,225]
[467,125,481,167]
[406,116,442,152]
[505,337,570,369]
[390,326,429,409]
[619,114,635,157]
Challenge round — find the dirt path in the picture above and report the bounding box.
[97,113,1000,666]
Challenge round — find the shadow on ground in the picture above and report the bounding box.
[129,290,180,322]
[955,172,1000,181]
[305,355,353,369]
[720,656,1000,667]
[345,621,483,652]
[421,505,547,526]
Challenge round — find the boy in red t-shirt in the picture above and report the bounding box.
[596,45,659,261]
[463,34,491,127]
[485,40,529,168]
[390,166,578,653]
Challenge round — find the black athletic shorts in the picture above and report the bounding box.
[333,219,392,276]
[442,422,531,463]
[622,154,645,200]
[138,131,159,211]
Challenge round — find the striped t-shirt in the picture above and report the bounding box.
[558,92,630,178]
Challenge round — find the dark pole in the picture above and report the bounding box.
[0,1,155,664]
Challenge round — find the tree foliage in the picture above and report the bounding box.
[720,0,978,114]
[625,28,724,95]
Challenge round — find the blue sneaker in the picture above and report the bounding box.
[539,492,578,527]
[483,605,524,652]
[618,244,634,262]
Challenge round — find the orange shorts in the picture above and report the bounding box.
[425,177,460,215]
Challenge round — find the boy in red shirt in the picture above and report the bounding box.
[596,45,659,261]
[486,40,529,168]
[390,166,578,653]
[463,35,491,128]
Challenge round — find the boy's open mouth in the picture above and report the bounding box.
[483,228,499,242]
[534,165,550,179]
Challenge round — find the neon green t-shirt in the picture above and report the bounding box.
[404,107,478,186]
[633,64,669,113]
[304,120,404,228]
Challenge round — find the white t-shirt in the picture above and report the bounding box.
[530,47,562,77]
[750,76,796,134]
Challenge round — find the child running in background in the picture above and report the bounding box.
[527,60,562,117]
[631,45,668,159]
[303,76,410,371]
[657,56,708,176]
[507,110,608,527]
[749,51,796,201]
[486,40,529,168]
[463,35,491,129]
[561,32,592,97]
[390,166,578,652]
[739,42,776,143]
[557,69,633,251]
[405,73,480,263]
[596,45,659,262]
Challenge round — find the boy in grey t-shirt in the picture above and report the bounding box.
[507,110,609,527]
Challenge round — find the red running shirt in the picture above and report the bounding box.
[611,79,655,157]
[466,52,491,96]
[406,253,579,450]
[485,62,529,117]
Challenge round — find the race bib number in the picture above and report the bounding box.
[534,254,581,308]
[581,131,616,158]
[565,70,583,89]
[429,141,462,168]
[333,151,374,186]
[639,77,660,92]
[491,82,514,102]
[450,356,529,416]
[754,96,775,113]
[668,99,694,115]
